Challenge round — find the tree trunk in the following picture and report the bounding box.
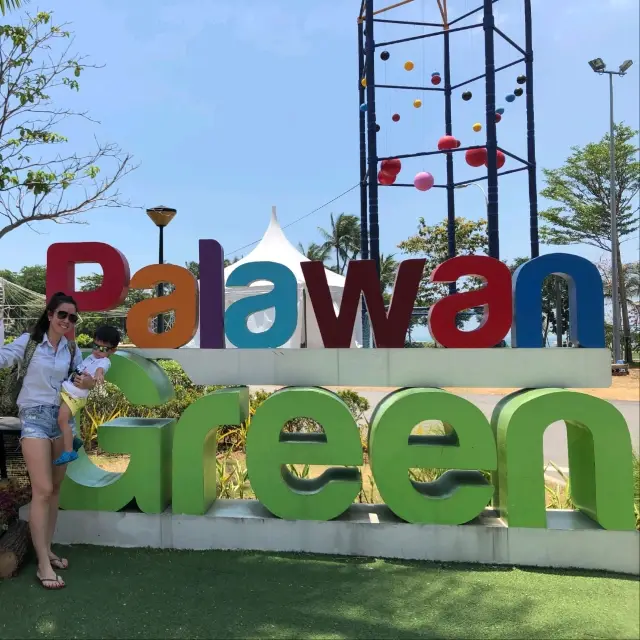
[617,246,634,363]
[335,245,341,274]
[0,519,30,578]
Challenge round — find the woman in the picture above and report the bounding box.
[0,292,95,589]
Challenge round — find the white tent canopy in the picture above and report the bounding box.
[188,207,362,349]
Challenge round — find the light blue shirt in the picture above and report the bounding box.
[0,332,83,409]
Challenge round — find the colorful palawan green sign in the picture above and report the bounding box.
[60,352,637,531]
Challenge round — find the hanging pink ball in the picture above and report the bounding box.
[414,172,434,191]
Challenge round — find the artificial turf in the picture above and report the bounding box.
[1,546,638,639]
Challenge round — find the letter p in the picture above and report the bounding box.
[46,242,130,327]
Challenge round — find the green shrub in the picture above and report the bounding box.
[81,363,372,452]
[76,334,93,348]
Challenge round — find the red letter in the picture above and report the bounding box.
[302,259,425,348]
[428,256,511,348]
[46,242,130,325]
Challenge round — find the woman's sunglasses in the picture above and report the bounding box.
[55,310,78,324]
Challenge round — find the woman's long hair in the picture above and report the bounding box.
[31,292,78,344]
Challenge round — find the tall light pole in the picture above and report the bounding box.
[454,182,489,209]
[588,57,633,362]
[146,205,177,334]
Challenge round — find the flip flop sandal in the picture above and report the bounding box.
[54,450,79,466]
[37,573,65,590]
[49,556,69,570]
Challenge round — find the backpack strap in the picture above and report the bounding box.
[67,341,78,377]
[19,338,37,378]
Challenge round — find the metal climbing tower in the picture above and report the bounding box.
[357,0,539,277]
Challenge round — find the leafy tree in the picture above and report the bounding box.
[297,242,330,262]
[398,218,570,345]
[76,272,149,337]
[184,261,199,278]
[184,256,240,280]
[599,259,640,358]
[0,264,45,293]
[0,11,136,242]
[509,257,569,346]
[318,213,361,274]
[398,217,488,324]
[540,123,640,361]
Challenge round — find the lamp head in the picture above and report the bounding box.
[619,59,633,74]
[146,205,177,228]
[588,58,606,73]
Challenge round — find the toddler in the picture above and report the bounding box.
[54,325,121,466]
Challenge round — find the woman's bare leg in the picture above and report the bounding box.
[47,436,68,566]
[21,438,64,585]
[57,402,73,453]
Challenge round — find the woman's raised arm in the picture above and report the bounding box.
[0,333,30,370]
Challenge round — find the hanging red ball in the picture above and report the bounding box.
[437,135,458,151]
[381,158,402,176]
[495,112,502,123]
[431,75,441,86]
[485,150,506,170]
[392,113,400,122]
[378,170,396,185]
[465,147,487,168]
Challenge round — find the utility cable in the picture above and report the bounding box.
[227,180,364,256]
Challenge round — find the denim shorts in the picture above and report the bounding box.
[18,405,77,441]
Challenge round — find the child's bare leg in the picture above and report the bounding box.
[57,402,74,453]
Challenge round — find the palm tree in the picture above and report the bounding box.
[379,253,399,291]
[297,242,330,262]
[1,0,26,14]
[318,213,361,274]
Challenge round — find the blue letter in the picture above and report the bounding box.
[512,253,604,348]
[225,262,298,348]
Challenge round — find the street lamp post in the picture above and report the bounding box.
[588,57,633,363]
[454,182,488,208]
[146,205,177,334]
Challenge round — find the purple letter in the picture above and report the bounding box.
[198,239,225,348]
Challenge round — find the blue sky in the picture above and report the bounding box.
[1,0,638,280]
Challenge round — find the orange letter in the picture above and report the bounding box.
[127,265,198,348]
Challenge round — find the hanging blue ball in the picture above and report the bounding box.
[505,94,516,103]
[360,103,368,112]
[496,107,505,114]
[432,71,441,77]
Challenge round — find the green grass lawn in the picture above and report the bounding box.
[1,547,638,639]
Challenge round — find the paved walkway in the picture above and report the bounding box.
[250,386,640,475]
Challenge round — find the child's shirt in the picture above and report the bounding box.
[61,355,111,399]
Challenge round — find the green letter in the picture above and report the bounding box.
[369,388,496,524]
[246,387,362,521]
[492,388,636,530]
[61,352,176,514]
[172,387,249,515]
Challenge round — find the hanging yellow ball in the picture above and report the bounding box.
[404,61,414,71]
[413,99,422,108]
[361,77,367,88]
[473,122,482,132]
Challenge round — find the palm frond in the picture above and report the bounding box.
[0,0,26,15]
